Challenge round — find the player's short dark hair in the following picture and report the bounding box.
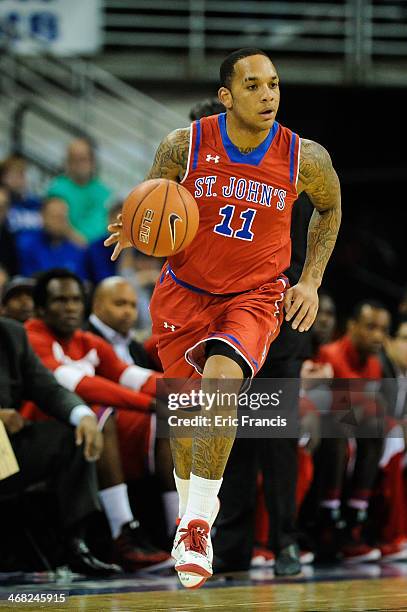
[220,48,270,89]
[33,268,85,308]
[351,299,389,321]
[189,98,225,121]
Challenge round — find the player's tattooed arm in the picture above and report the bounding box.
[145,127,191,182]
[104,127,190,260]
[297,139,342,287]
[284,139,341,332]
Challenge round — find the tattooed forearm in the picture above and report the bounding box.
[298,139,342,285]
[145,127,190,182]
[303,206,341,285]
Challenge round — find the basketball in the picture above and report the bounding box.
[121,178,200,257]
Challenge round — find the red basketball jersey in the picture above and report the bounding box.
[168,113,301,294]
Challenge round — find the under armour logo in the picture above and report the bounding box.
[206,154,220,163]
[164,321,176,332]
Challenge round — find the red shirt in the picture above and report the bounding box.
[169,113,301,294]
[317,335,383,417]
[25,318,157,411]
[317,335,382,380]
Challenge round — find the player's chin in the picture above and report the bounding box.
[258,113,275,125]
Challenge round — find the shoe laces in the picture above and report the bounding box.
[177,521,209,556]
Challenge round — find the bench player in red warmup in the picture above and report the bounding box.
[106,48,342,588]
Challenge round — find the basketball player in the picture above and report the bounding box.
[105,48,342,588]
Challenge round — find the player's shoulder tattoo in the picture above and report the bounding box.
[298,138,340,209]
[146,127,191,182]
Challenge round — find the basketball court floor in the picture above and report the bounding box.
[1,563,407,611]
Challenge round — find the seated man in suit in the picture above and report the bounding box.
[0,316,121,576]
[86,276,177,538]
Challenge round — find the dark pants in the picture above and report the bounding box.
[257,355,301,553]
[0,420,100,528]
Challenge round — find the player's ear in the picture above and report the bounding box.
[218,87,232,110]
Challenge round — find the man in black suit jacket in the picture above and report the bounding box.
[0,316,121,576]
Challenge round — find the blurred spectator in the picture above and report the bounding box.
[1,277,35,323]
[189,98,225,120]
[0,185,18,275]
[88,276,157,369]
[0,316,122,577]
[382,316,407,400]
[86,276,177,534]
[0,155,42,233]
[84,202,121,284]
[25,268,171,569]
[399,287,407,316]
[315,300,391,562]
[311,291,337,353]
[0,265,9,294]
[47,139,113,243]
[16,197,86,278]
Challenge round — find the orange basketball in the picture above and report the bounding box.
[121,178,200,257]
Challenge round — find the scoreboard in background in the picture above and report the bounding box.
[0,0,102,55]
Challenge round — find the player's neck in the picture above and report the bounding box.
[225,114,270,151]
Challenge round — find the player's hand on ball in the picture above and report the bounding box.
[284,280,319,332]
[104,214,132,261]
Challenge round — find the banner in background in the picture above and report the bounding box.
[0,0,102,55]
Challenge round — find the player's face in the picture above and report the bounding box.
[350,306,390,354]
[313,295,336,346]
[222,55,280,132]
[43,278,84,337]
[96,284,138,335]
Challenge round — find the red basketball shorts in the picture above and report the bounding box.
[149,265,288,379]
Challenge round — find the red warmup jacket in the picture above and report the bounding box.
[317,334,384,418]
[25,319,161,412]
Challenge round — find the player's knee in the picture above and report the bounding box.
[203,353,244,381]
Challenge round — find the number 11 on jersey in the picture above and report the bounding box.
[214,205,257,241]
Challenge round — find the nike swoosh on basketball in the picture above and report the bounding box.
[168,213,182,250]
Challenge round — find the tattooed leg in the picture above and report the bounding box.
[171,437,192,479]
[191,355,243,480]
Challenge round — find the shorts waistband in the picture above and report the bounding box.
[166,264,287,298]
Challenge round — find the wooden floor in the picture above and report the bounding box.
[1,566,407,611]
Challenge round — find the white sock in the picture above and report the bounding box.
[98,483,134,539]
[183,473,222,524]
[320,499,341,510]
[348,498,369,511]
[162,490,179,535]
[174,469,190,519]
